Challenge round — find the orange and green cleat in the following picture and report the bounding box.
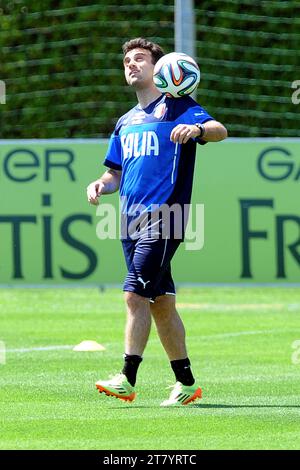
[96,373,136,402]
[160,381,202,407]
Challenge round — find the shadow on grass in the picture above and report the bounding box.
[190,403,300,409]
[109,403,300,410]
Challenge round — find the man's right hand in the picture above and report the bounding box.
[86,180,105,205]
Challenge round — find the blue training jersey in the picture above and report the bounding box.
[103,94,213,238]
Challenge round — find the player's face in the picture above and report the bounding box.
[123,48,155,89]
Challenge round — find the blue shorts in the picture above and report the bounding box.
[122,237,181,301]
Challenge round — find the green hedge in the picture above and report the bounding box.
[1,0,299,138]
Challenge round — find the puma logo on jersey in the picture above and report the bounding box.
[137,277,151,289]
[121,131,159,159]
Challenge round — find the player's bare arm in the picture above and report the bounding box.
[170,120,227,144]
[87,168,122,205]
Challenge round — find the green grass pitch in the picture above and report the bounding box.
[0,287,300,450]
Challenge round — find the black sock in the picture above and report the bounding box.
[170,357,195,386]
[122,354,143,386]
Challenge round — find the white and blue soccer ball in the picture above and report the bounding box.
[153,52,200,98]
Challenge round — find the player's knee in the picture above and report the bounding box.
[124,291,148,311]
[150,295,175,317]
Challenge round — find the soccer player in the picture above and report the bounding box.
[87,38,227,406]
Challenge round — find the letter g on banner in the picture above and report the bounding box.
[257,147,294,181]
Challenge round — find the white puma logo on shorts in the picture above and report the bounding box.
[137,277,151,289]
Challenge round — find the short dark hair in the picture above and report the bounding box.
[122,38,165,65]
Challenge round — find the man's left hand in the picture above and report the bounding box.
[170,124,201,144]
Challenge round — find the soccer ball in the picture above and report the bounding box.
[153,52,200,98]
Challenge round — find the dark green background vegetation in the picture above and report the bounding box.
[1,0,299,138]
